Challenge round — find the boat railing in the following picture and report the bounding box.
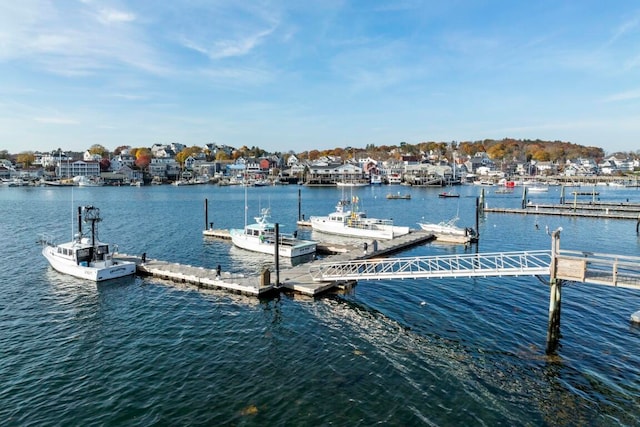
[37,233,55,247]
[347,217,393,230]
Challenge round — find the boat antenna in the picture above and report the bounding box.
[70,185,75,241]
[244,182,248,227]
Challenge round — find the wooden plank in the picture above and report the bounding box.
[556,257,586,281]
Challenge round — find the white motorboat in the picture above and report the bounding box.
[418,216,478,242]
[370,174,382,185]
[229,208,316,258]
[336,180,369,187]
[527,185,549,193]
[75,176,104,187]
[310,198,410,240]
[41,206,136,281]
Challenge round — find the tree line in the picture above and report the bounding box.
[2,138,626,170]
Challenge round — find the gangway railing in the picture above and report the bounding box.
[556,250,640,289]
[307,230,640,356]
[309,250,553,282]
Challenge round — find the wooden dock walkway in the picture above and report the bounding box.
[115,254,276,296]
[117,230,435,297]
[280,230,435,296]
[484,201,640,220]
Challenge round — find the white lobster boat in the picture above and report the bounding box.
[310,198,410,240]
[229,208,316,258]
[417,216,478,243]
[41,206,136,281]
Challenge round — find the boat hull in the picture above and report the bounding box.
[310,217,409,240]
[43,246,136,281]
[418,223,467,236]
[229,229,316,258]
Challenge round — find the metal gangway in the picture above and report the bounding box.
[308,229,640,355]
[308,249,640,290]
[309,250,553,282]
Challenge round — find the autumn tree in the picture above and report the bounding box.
[215,151,230,161]
[88,144,108,158]
[99,158,111,172]
[175,151,187,167]
[113,145,130,155]
[16,151,35,168]
[133,147,151,169]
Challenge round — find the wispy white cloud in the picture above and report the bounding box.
[604,89,640,102]
[0,1,163,76]
[198,66,274,87]
[608,14,640,45]
[35,117,79,125]
[96,8,136,25]
[109,93,148,101]
[179,26,276,60]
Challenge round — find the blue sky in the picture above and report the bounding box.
[1,1,639,155]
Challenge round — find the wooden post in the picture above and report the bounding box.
[560,186,565,204]
[298,188,302,221]
[546,227,563,354]
[275,223,280,286]
[479,188,485,214]
[522,187,527,209]
[475,196,480,239]
[204,198,209,230]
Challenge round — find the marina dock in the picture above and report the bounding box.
[280,230,435,296]
[115,254,276,296]
[117,230,435,297]
[484,201,640,221]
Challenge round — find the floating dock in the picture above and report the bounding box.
[484,202,640,220]
[115,254,276,296]
[279,230,435,296]
[117,230,435,297]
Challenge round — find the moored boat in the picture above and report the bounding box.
[386,192,411,200]
[336,180,369,187]
[229,208,316,258]
[438,192,459,198]
[527,185,549,193]
[417,216,478,243]
[40,206,136,281]
[310,198,410,239]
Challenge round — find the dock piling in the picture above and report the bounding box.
[546,227,563,354]
[204,198,209,230]
[275,223,280,286]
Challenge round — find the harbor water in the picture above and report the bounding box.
[1,183,639,425]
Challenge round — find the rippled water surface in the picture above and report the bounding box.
[1,184,639,425]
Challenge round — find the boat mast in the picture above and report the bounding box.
[244,181,248,227]
[76,205,82,241]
